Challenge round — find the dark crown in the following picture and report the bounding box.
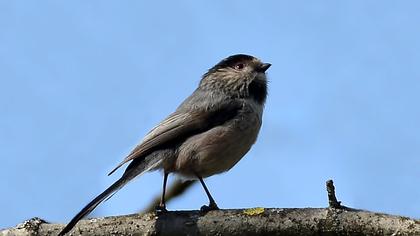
[207,54,255,73]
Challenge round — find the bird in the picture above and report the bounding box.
[58,54,271,236]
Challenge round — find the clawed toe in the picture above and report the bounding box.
[155,205,168,214]
[200,202,219,212]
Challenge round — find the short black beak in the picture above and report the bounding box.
[258,63,271,73]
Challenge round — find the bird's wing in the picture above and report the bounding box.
[108,100,243,175]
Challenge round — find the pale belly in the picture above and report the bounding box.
[173,106,262,178]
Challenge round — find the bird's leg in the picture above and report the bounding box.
[155,172,169,214]
[196,173,219,212]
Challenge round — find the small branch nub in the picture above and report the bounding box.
[326,180,342,209]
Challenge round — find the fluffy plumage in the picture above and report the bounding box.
[58,54,271,236]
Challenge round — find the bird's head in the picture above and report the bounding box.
[200,54,271,104]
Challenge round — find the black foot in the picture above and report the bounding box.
[200,202,219,212]
[155,205,168,214]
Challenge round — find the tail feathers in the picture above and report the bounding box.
[57,177,130,236]
[58,153,165,235]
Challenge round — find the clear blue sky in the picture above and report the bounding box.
[1,1,419,229]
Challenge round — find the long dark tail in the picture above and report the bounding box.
[58,154,164,236]
[57,176,130,236]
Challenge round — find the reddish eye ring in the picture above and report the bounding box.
[234,63,245,70]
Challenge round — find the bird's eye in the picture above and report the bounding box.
[234,63,245,70]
